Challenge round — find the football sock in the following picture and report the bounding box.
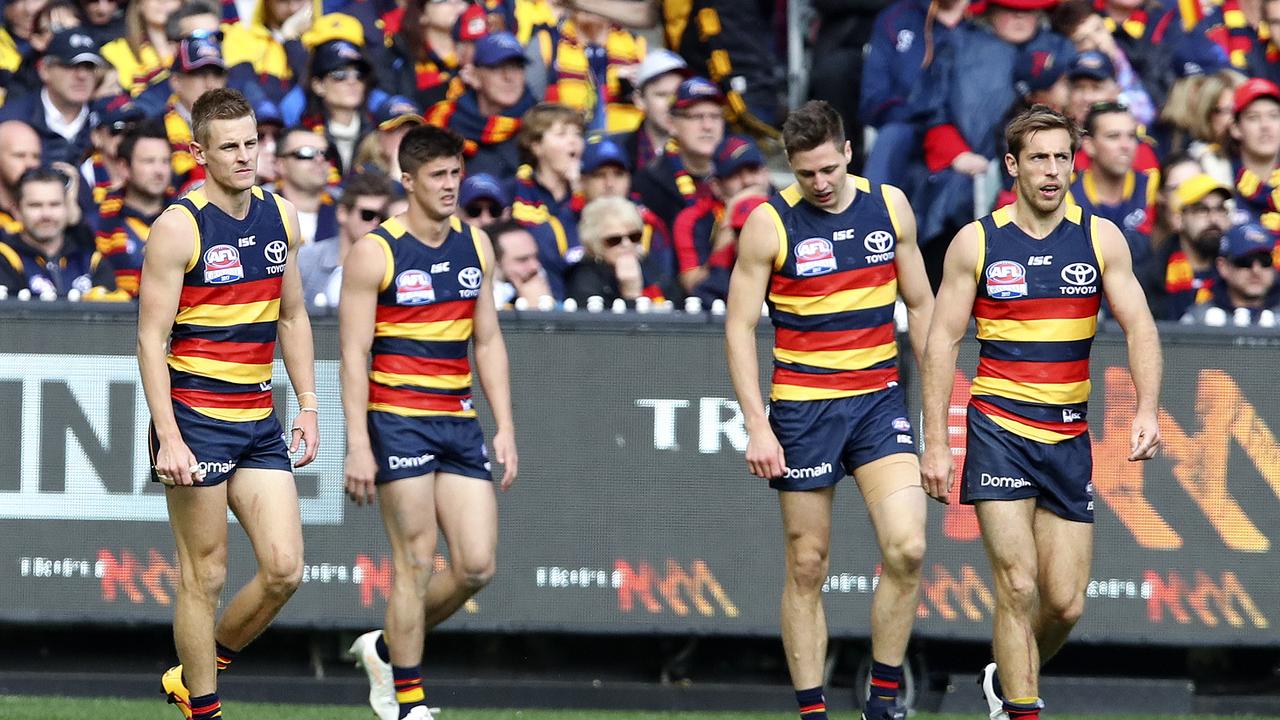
[215,642,238,673]
[796,686,828,719]
[866,661,904,717]
[375,633,392,664]
[190,693,222,720]
[393,665,427,718]
[1005,697,1044,720]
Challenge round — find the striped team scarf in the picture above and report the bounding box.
[659,138,701,202]
[425,88,535,157]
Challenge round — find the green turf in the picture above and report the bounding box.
[2,697,1272,720]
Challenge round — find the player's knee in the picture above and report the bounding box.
[457,559,495,592]
[262,553,303,598]
[994,569,1038,611]
[786,545,829,591]
[1044,592,1085,628]
[180,555,227,601]
[882,533,926,577]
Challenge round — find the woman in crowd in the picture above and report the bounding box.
[567,196,674,305]
[101,0,178,94]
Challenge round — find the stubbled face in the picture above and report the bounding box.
[1087,111,1137,178]
[1219,251,1276,302]
[18,179,70,245]
[192,115,259,192]
[1179,192,1230,256]
[1007,128,1073,215]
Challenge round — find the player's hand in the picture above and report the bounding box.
[951,152,990,177]
[493,428,518,491]
[344,447,379,505]
[289,410,320,467]
[1129,411,1161,461]
[920,444,954,504]
[745,426,786,479]
[155,436,204,487]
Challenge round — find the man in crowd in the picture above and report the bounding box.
[1140,174,1233,320]
[1069,101,1158,264]
[0,29,102,167]
[459,173,511,228]
[634,76,726,231]
[163,33,230,194]
[297,170,396,304]
[0,121,42,232]
[276,127,338,246]
[1229,78,1280,222]
[95,120,170,296]
[489,218,554,307]
[1181,222,1279,324]
[610,48,687,171]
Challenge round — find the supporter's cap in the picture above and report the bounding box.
[460,173,509,209]
[1014,47,1068,97]
[174,34,225,73]
[453,3,488,42]
[302,12,365,50]
[45,29,105,66]
[713,135,764,179]
[1175,173,1232,208]
[730,195,768,230]
[982,0,1058,11]
[1171,39,1229,78]
[635,48,688,90]
[312,39,372,78]
[581,136,630,173]
[374,95,424,131]
[255,99,284,128]
[90,94,144,132]
[1234,77,1280,115]
[474,32,527,68]
[1220,222,1276,260]
[1067,50,1115,82]
[673,76,724,110]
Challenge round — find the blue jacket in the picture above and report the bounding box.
[860,0,966,128]
[0,92,93,167]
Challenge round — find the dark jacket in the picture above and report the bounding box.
[0,223,116,296]
[860,0,965,128]
[0,92,93,167]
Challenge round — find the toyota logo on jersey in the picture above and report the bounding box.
[395,269,436,305]
[203,244,244,284]
[795,238,837,277]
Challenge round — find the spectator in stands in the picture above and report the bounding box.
[489,219,553,308]
[100,0,178,95]
[0,121,43,232]
[1052,1,1156,125]
[0,167,117,297]
[354,96,424,182]
[512,103,585,234]
[634,76,725,232]
[0,29,103,168]
[426,31,537,179]
[297,170,395,304]
[1070,101,1158,263]
[610,48,685,172]
[254,99,285,190]
[1140,174,1231,319]
[1254,0,1280,85]
[13,0,90,100]
[1066,51,1123,126]
[1011,45,1072,113]
[1188,0,1271,79]
[1185,69,1247,185]
[1088,0,1183,107]
[674,134,769,303]
[84,93,144,206]
[1181,222,1278,324]
[1154,42,1229,158]
[541,8,646,135]
[79,0,125,48]
[1149,153,1204,250]
[1229,77,1280,222]
[459,173,511,227]
[276,126,338,245]
[220,0,313,105]
[164,33,228,194]
[391,0,473,107]
[94,120,169,296]
[567,195,670,304]
[128,1,223,117]
[303,40,375,175]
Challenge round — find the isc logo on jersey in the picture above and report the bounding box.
[986,260,1027,299]
[204,244,244,284]
[395,269,436,305]
[795,238,837,277]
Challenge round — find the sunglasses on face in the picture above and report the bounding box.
[464,201,499,218]
[282,146,325,161]
[1231,252,1273,269]
[358,208,385,222]
[603,231,642,248]
[327,68,365,82]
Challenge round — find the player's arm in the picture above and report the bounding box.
[471,227,518,491]
[1097,217,1163,461]
[338,234,385,505]
[137,208,201,486]
[276,198,319,466]
[919,222,981,503]
[886,184,934,367]
[724,204,786,479]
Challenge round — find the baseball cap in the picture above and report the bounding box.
[1220,222,1276,260]
[1067,51,1115,82]
[635,48,688,90]
[45,29,105,66]
[254,99,284,128]
[581,136,629,174]
[730,195,768,230]
[302,12,365,50]
[374,95,424,131]
[174,34,225,74]
[453,3,488,42]
[673,76,724,111]
[1014,47,1068,97]
[713,135,764,179]
[1171,39,1230,78]
[474,32,527,68]
[1175,173,1232,208]
[312,39,371,78]
[460,173,509,209]
[1234,77,1280,115]
[90,94,143,132]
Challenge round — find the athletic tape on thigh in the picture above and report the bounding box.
[855,453,922,507]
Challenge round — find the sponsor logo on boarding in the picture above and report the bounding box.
[785,462,834,480]
[389,452,436,470]
[203,244,244,284]
[458,266,483,290]
[980,472,1030,489]
[985,260,1027,299]
[795,238,837,277]
[1060,262,1098,294]
[892,416,912,432]
[395,269,435,305]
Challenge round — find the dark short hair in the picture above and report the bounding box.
[1083,100,1132,136]
[398,124,465,177]
[339,170,396,209]
[191,87,254,145]
[1005,104,1081,160]
[165,0,220,41]
[276,125,326,155]
[484,219,527,262]
[782,100,845,156]
[1050,0,1094,38]
[16,167,68,203]
[118,118,170,167]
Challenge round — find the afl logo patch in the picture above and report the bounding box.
[395,269,436,305]
[795,237,837,277]
[457,266,483,290]
[203,244,244,284]
[986,260,1027,299]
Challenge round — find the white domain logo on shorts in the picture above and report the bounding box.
[197,459,235,475]
[389,452,435,470]
[785,462,833,480]
[980,472,1029,489]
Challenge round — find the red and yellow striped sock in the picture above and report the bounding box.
[796,686,828,719]
[1004,696,1044,720]
[190,692,222,720]
[215,642,239,673]
[392,665,427,717]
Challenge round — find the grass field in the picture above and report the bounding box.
[0,697,1265,720]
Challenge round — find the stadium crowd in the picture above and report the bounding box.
[1,0,1280,325]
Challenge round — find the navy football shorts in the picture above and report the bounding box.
[149,401,292,487]
[368,411,492,484]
